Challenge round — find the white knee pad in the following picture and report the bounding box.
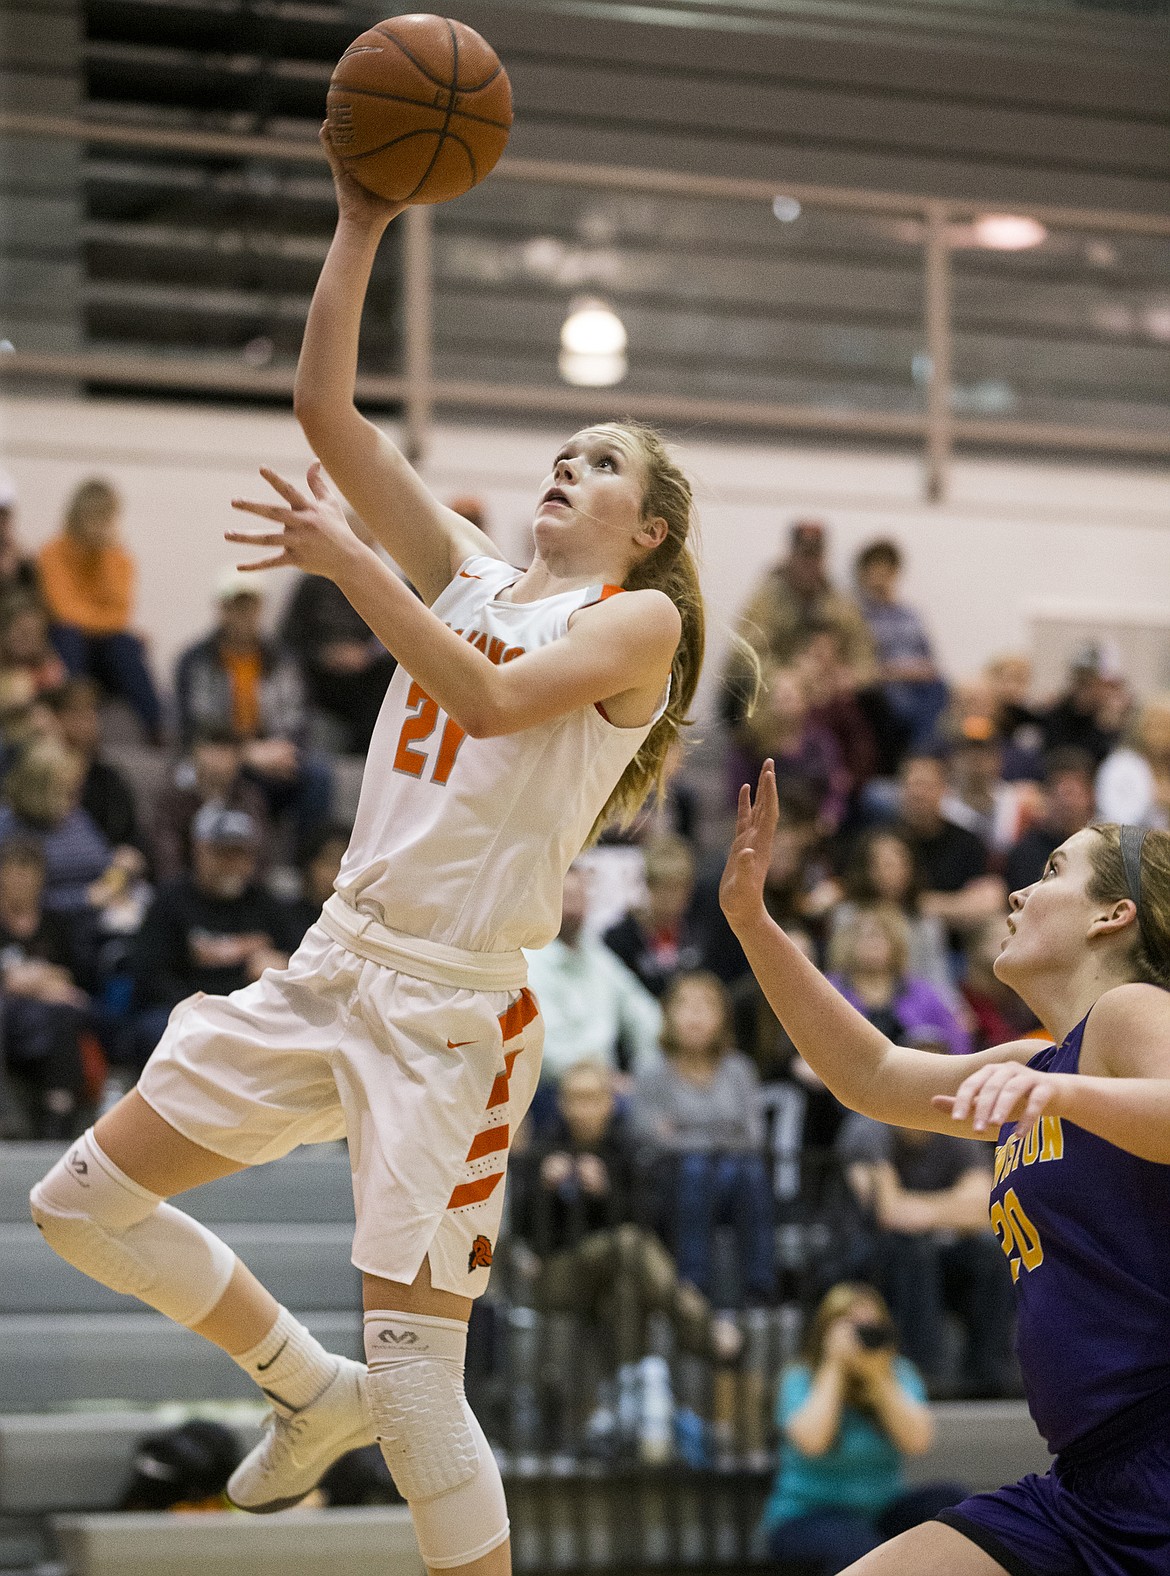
[365,1310,509,1569]
[29,1129,237,1328]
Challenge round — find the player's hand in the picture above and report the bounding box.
[933,1060,1066,1139]
[719,759,779,934]
[228,463,367,582]
[319,124,408,230]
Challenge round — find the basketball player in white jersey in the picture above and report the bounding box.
[29,133,707,1576]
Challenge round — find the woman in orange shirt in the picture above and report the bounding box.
[39,478,163,743]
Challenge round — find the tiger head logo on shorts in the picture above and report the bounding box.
[468,1235,493,1272]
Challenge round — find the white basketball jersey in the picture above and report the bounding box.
[335,556,668,954]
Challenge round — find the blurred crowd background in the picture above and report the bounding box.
[1,458,1166,1503]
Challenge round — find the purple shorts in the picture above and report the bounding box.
[937,1422,1170,1576]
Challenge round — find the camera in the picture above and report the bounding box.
[855,1319,896,1351]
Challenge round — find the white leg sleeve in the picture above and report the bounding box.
[365,1310,509,1570]
[29,1129,237,1328]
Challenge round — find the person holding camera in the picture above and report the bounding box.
[760,1282,964,1573]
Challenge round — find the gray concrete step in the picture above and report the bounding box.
[0,1313,362,1411]
[1,1144,356,1225]
[0,1222,360,1314]
[0,1400,1051,1517]
[53,1506,423,1576]
[0,1409,262,1515]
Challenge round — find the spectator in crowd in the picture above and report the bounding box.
[509,1059,742,1458]
[942,719,1042,857]
[524,862,663,1092]
[630,971,775,1307]
[0,592,67,695]
[794,624,880,809]
[0,469,41,601]
[37,477,164,743]
[736,663,849,833]
[829,828,953,998]
[281,821,352,942]
[1003,747,1096,893]
[1038,642,1123,767]
[721,521,876,728]
[277,511,396,754]
[837,1110,1014,1399]
[982,653,1045,778]
[47,677,146,856]
[728,924,851,1154]
[826,905,971,1058]
[1095,692,1170,830]
[853,539,949,752]
[129,803,295,1070]
[892,752,1005,949]
[175,571,332,857]
[0,838,97,1138]
[603,834,705,997]
[150,725,272,882]
[0,736,114,914]
[960,916,1040,1051]
[0,668,57,778]
[760,1282,963,1573]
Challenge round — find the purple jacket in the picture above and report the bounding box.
[829,973,973,1058]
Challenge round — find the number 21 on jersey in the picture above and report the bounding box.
[393,681,466,786]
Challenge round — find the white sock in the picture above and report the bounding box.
[235,1307,340,1412]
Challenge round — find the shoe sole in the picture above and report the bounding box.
[225,1418,376,1515]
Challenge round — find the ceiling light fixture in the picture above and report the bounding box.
[972,215,1047,251]
[559,300,628,386]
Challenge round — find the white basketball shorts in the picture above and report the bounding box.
[136,910,542,1298]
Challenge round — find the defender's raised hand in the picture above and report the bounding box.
[228,462,366,582]
[719,759,779,934]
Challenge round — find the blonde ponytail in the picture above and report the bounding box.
[586,423,705,839]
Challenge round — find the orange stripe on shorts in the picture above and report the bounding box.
[466,1124,510,1162]
[498,987,538,1044]
[486,1048,521,1110]
[447,1173,503,1210]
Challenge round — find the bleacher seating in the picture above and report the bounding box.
[0,1143,361,1410]
[0,1137,1053,1575]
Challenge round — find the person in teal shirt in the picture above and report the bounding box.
[761,1283,964,1572]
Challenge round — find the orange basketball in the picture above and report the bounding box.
[326,14,512,206]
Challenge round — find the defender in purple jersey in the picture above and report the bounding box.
[719,762,1170,1576]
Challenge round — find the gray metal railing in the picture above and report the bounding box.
[3,111,1170,498]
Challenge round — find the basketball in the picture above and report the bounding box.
[326,14,512,206]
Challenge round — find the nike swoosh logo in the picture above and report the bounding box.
[458,570,482,579]
[447,1038,476,1049]
[256,1337,289,1372]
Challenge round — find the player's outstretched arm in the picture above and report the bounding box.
[292,129,502,604]
[936,983,1170,1159]
[720,762,1038,1138]
[228,468,679,739]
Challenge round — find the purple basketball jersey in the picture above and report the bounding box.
[991,1013,1170,1454]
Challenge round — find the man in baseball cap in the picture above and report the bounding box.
[129,800,297,1068]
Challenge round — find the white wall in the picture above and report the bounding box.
[1,393,1168,714]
